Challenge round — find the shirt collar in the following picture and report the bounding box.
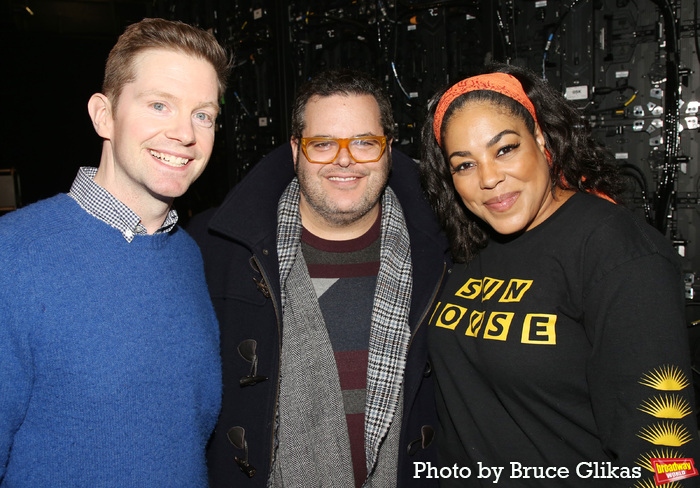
[68,166,178,242]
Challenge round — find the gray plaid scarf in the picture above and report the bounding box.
[269,179,412,487]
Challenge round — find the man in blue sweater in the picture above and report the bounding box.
[0,18,229,487]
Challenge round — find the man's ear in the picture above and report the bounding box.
[87,93,113,140]
[290,136,299,170]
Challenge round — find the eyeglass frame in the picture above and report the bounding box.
[299,136,388,164]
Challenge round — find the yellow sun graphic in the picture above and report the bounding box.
[636,448,685,472]
[639,365,690,391]
[633,480,682,488]
[638,421,693,446]
[638,394,693,419]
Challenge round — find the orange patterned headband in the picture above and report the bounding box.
[433,72,539,147]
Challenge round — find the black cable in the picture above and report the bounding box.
[387,0,414,104]
[695,0,700,66]
[588,85,639,114]
[495,5,514,63]
[620,163,653,224]
[541,0,587,79]
[649,0,681,235]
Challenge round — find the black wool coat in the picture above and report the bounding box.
[188,143,449,487]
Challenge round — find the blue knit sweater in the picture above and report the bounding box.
[0,194,221,487]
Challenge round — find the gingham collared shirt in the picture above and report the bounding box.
[68,166,178,243]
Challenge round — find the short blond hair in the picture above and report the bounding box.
[103,18,230,108]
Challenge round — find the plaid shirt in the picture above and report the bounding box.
[67,167,178,243]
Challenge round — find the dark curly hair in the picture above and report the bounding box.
[290,69,395,141]
[420,63,626,263]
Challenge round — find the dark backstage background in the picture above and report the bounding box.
[2,0,700,305]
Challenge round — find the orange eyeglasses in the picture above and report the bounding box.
[299,136,387,163]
